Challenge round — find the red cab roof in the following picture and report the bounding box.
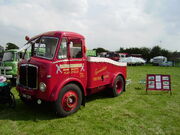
[30,31,85,41]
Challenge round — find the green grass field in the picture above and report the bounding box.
[0,66,180,135]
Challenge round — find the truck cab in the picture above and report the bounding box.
[0,49,21,79]
[17,31,127,117]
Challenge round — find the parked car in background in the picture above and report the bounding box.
[100,52,120,61]
[150,56,167,66]
[159,61,173,67]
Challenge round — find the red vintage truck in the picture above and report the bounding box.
[16,31,127,117]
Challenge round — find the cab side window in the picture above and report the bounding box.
[58,38,68,59]
[70,38,83,58]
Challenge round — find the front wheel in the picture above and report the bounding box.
[54,84,82,117]
[111,76,125,97]
[8,92,16,108]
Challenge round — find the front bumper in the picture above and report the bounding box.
[17,85,53,102]
[0,66,13,78]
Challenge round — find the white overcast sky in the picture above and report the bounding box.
[0,0,180,51]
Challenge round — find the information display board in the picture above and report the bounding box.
[146,74,171,94]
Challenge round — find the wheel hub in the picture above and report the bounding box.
[62,91,78,112]
[116,80,122,94]
[68,96,73,104]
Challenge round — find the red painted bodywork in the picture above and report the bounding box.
[111,56,120,61]
[17,31,127,102]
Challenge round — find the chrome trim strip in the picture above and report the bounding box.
[1,75,13,78]
[21,64,27,66]
[69,59,84,62]
[0,66,12,70]
[53,59,69,64]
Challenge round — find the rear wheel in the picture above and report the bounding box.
[54,84,82,117]
[111,76,125,97]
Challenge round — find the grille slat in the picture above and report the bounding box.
[19,64,38,89]
[19,66,26,86]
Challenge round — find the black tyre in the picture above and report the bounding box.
[54,84,82,117]
[8,92,16,108]
[111,75,125,97]
[10,78,16,86]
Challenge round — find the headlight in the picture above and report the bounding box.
[39,82,46,92]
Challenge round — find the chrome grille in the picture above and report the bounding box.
[19,64,38,89]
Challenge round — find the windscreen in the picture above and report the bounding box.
[34,37,58,59]
[2,52,14,61]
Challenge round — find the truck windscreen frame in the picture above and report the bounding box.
[34,36,59,60]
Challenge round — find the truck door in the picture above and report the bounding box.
[54,38,70,81]
[68,38,87,87]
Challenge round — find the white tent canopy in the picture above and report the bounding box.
[119,57,146,64]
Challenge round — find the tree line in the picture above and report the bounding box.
[93,46,180,61]
[1,42,180,62]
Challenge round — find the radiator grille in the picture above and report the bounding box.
[19,64,38,89]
